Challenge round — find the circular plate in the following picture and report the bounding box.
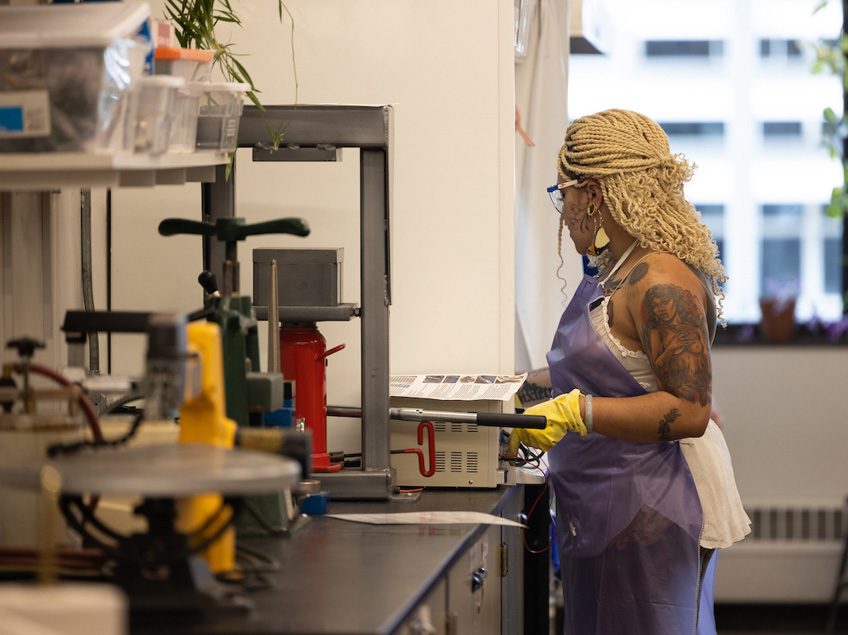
[0,444,301,496]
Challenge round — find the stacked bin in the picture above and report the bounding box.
[0,3,151,153]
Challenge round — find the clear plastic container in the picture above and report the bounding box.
[0,3,150,153]
[154,46,213,82]
[194,82,249,152]
[124,75,185,156]
[168,83,203,153]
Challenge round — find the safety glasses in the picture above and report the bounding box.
[546,179,580,215]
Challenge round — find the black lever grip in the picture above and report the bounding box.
[475,413,546,429]
[237,218,310,238]
[158,218,214,237]
[158,217,310,241]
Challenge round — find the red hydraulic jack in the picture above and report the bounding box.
[280,323,345,473]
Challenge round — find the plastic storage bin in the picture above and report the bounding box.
[168,82,203,153]
[154,46,213,82]
[0,3,151,153]
[195,82,249,152]
[124,75,184,156]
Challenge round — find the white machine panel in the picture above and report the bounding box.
[390,398,504,488]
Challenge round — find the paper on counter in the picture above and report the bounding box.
[325,511,525,527]
[389,373,527,402]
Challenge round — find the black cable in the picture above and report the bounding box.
[104,393,144,415]
[59,497,118,555]
[47,411,145,458]
[186,499,242,557]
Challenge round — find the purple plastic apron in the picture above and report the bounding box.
[546,254,708,634]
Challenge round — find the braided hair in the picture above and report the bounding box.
[558,109,727,319]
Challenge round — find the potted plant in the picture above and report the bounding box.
[759,276,799,344]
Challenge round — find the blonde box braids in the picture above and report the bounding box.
[558,109,727,319]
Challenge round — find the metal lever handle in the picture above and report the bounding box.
[158,217,310,241]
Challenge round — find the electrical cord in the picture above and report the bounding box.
[16,362,104,443]
[47,411,144,458]
[522,469,552,555]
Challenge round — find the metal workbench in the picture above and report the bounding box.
[130,484,550,635]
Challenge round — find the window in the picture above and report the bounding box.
[759,38,802,59]
[645,40,725,58]
[762,121,803,139]
[660,122,725,138]
[568,0,845,324]
[696,204,725,262]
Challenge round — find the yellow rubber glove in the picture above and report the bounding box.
[508,389,587,454]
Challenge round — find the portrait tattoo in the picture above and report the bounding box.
[641,284,711,406]
[657,408,680,442]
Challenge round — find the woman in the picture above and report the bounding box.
[510,109,750,634]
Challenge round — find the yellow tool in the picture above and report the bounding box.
[176,322,237,573]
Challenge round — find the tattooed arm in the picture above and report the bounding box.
[517,368,553,407]
[587,254,713,443]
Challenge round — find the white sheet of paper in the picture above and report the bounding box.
[324,511,525,527]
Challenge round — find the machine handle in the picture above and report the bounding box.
[237,218,310,238]
[475,412,546,429]
[327,405,546,430]
[316,344,346,361]
[158,217,311,241]
[158,218,215,237]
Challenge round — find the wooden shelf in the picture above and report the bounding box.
[0,150,228,190]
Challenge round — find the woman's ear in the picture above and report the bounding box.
[585,178,603,205]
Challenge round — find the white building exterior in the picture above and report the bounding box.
[568,0,844,322]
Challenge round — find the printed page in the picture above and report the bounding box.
[389,373,527,401]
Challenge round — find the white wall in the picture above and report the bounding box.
[713,347,848,507]
[107,0,515,453]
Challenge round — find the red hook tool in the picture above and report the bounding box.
[402,420,436,477]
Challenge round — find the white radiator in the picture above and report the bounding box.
[715,503,846,603]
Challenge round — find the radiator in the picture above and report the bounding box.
[715,503,846,603]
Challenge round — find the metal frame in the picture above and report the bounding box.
[202,105,393,499]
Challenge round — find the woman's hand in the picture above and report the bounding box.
[508,389,586,454]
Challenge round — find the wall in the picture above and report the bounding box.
[106,0,515,453]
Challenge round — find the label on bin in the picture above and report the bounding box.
[0,91,50,138]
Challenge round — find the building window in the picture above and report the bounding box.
[759,38,802,58]
[660,122,725,138]
[760,205,802,298]
[696,204,725,264]
[762,121,803,139]
[644,40,724,58]
[568,0,844,325]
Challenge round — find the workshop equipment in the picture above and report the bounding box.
[0,338,88,548]
[159,216,309,428]
[280,324,345,472]
[329,402,546,488]
[176,320,237,573]
[252,248,347,472]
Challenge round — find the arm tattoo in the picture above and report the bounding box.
[641,284,712,406]
[518,382,551,405]
[657,408,680,441]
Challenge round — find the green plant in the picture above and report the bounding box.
[811,0,848,217]
[164,0,298,150]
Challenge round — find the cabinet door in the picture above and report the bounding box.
[447,525,501,633]
[395,578,447,635]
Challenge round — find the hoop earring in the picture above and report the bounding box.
[586,203,596,217]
